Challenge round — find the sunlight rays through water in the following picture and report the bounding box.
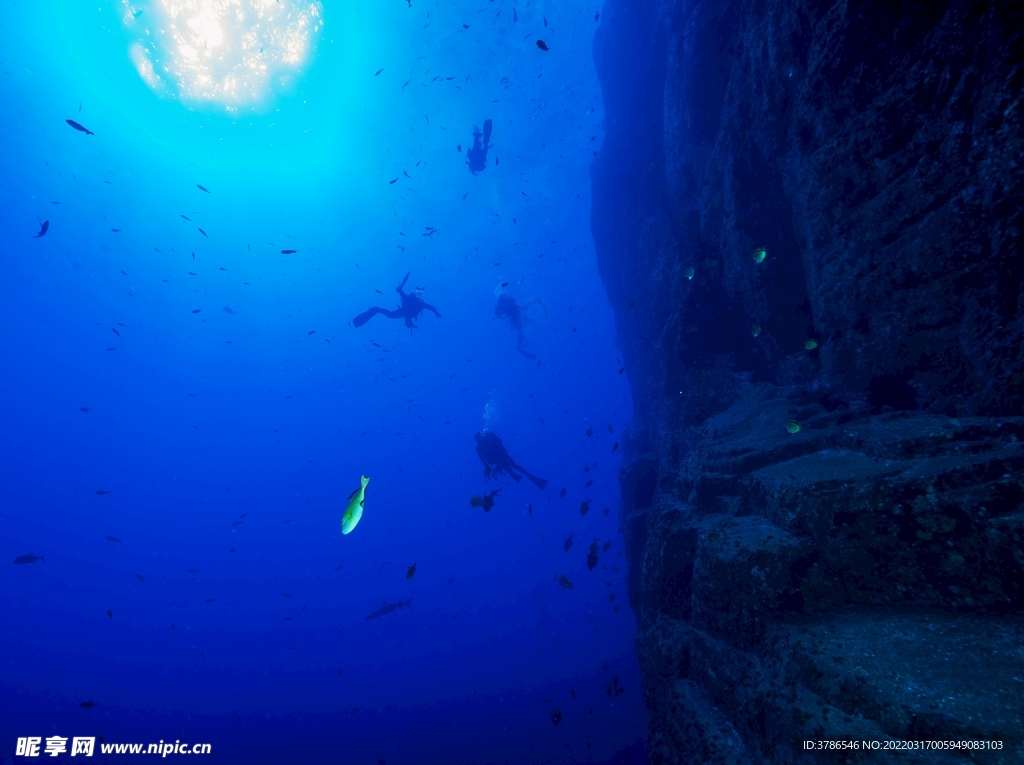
[122,0,323,109]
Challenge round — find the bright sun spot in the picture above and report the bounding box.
[122,0,323,109]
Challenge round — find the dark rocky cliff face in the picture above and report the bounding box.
[591,1,1023,761]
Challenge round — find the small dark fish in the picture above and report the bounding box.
[79,700,97,709]
[95,490,110,495]
[365,598,412,620]
[563,534,573,552]
[335,564,345,571]
[104,535,121,543]
[281,249,297,254]
[79,407,90,413]
[403,170,411,178]
[375,68,385,76]
[559,487,566,499]
[192,309,202,314]
[586,541,599,571]
[389,178,398,184]
[551,709,562,724]
[571,688,576,700]
[198,228,208,238]
[33,220,49,238]
[197,184,210,193]
[135,574,146,583]
[223,306,235,314]
[603,541,612,552]
[110,228,121,233]
[556,574,573,590]
[66,119,94,136]
[111,327,120,338]
[586,427,593,437]
[612,442,619,452]
[470,489,500,512]
[406,562,417,579]
[205,598,215,603]
[188,568,200,573]
[13,553,44,565]
[307,330,316,335]
[536,39,549,51]
[181,214,191,221]
[607,423,614,433]
[580,500,590,516]
[106,610,113,619]
[527,502,533,517]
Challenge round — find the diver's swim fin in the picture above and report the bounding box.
[525,473,548,490]
[351,308,379,328]
[517,347,537,360]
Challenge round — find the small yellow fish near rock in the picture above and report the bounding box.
[786,420,801,434]
[341,475,369,535]
[751,325,762,337]
[804,339,818,350]
[752,247,767,263]
[684,267,695,280]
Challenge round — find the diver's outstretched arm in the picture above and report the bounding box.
[396,271,411,296]
[423,302,441,318]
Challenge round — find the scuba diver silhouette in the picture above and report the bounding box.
[495,293,546,359]
[466,119,492,174]
[351,272,441,331]
[474,431,548,489]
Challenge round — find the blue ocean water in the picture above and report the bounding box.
[0,1,646,762]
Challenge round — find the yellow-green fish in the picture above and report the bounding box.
[684,267,694,280]
[751,325,762,337]
[786,420,801,433]
[341,475,369,535]
[752,247,767,263]
[804,339,818,350]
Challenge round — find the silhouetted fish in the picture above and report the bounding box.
[536,39,549,51]
[66,119,94,136]
[197,184,210,193]
[586,541,599,571]
[406,562,417,579]
[365,598,411,620]
[470,489,500,512]
[281,249,296,254]
[104,535,121,543]
[198,228,208,238]
[79,700,97,708]
[33,220,49,238]
[14,553,44,565]
[95,490,111,495]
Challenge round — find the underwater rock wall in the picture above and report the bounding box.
[591,1,1024,761]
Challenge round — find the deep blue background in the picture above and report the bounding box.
[0,1,646,762]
